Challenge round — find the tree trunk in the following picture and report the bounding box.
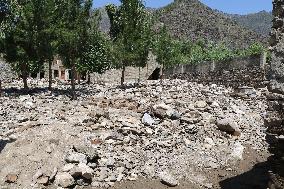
[121,64,126,86]
[48,59,52,91]
[71,63,76,100]
[22,63,29,90]
[78,73,81,85]
[0,80,2,97]
[87,72,91,84]
[160,65,164,85]
[138,67,141,84]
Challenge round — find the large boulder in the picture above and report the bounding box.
[159,171,179,187]
[216,118,241,136]
[152,103,174,119]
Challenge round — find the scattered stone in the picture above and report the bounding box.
[153,103,174,119]
[55,172,75,188]
[194,101,207,108]
[159,171,179,187]
[62,164,75,172]
[49,167,58,182]
[73,146,99,162]
[0,79,269,189]
[70,163,94,180]
[230,142,245,161]
[65,151,87,164]
[216,118,241,136]
[32,170,43,183]
[170,111,181,120]
[5,174,18,183]
[37,176,49,185]
[142,113,155,126]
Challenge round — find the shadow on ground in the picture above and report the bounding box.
[0,139,16,153]
[2,85,101,98]
[219,161,270,189]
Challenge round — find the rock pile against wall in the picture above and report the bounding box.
[165,55,267,88]
[266,0,284,188]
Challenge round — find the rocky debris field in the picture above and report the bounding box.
[0,79,270,189]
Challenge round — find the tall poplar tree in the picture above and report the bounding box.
[2,0,43,90]
[57,0,92,99]
[106,0,153,86]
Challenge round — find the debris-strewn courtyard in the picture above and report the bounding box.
[0,79,271,188]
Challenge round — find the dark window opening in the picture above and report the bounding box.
[148,68,161,80]
[54,70,59,78]
[40,72,44,79]
[31,72,37,78]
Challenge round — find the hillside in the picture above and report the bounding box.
[225,11,273,37]
[156,0,266,48]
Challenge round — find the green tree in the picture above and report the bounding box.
[57,0,92,99]
[37,0,58,91]
[2,0,45,90]
[154,26,176,78]
[76,10,113,84]
[106,0,152,85]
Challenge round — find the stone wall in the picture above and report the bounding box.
[270,0,284,82]
[266,0,284,188]
[164,54,267,88]
[90,52,160,84]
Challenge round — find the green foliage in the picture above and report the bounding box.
[56,0,92,67]
[154,26,181,69]
[106,0,153,68]
[78,32,113,74]
[154,26,266,67]
[2,0,50,88]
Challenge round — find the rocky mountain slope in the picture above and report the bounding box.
[157,0,266,48]
[225,11,273,37]
[98,0,267,48]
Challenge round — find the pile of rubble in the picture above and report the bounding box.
[0,79,269,188]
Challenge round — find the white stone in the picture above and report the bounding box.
[159,171,179,187]
[55,172,75,188]
[142,113,155,126]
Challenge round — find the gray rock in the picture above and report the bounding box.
[65,151,87,164]
[152,103,174,119]
[194,101,207,108]
[73,146,99,162]
[159,171,179,187]
[142,113,155,126]
[37,176,49,185]
[216,118,241,136]
[62,164,75,172]
[55,172,75,188]
[70,163,94,180]
[170,111,181,120]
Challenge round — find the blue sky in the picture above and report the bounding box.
[93,0,272,15]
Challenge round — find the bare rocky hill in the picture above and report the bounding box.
[98,0,267,48]
[157,0,266,48]
[225,11,273,37]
